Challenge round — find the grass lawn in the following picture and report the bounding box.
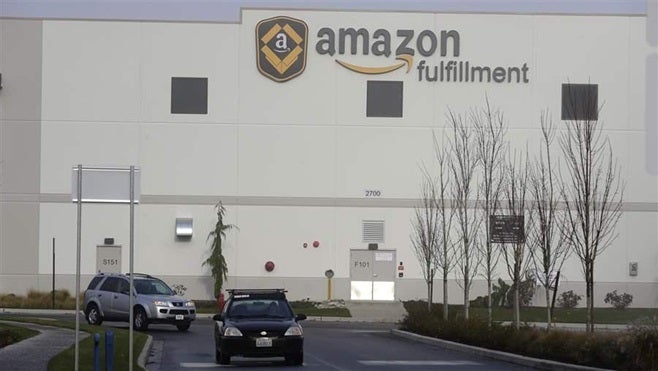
[48,325,148,371]
[0,322,40,348]
[5,318,148,371]
[463,305,658,324]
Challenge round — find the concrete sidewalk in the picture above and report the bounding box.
[0,317,151,371]
[0,320,89,371]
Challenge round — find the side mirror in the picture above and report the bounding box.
[295,313,307,321]
[212,314,224,321]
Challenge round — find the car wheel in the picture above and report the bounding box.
[285,352,303,366]
[176,322,191,331]
[133,307,149,331]
[85,303,103,326]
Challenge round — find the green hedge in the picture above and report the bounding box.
[400,300,657,370]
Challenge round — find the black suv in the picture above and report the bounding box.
[84,272,196,331]
[212,289,306,366]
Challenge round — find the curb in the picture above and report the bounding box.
[391,329,612,371]
[0,308,81,315]
[138,335,153,370]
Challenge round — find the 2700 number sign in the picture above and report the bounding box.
[365,190,381,197]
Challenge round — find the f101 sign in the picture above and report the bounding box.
[490,215,525,244]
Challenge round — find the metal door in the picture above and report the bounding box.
[350,249,395,301]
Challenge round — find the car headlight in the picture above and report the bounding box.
[223,327,243,337]
[284,325,303,336]
[153,300,169,307]
[184,300,195,307]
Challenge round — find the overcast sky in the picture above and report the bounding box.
[0,0,648,22]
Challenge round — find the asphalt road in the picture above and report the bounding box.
[142,319,533,370]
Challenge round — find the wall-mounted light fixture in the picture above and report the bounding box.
[175,218,193,239]
[629,262,638,276]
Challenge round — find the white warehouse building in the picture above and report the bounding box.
[1,1,657,306]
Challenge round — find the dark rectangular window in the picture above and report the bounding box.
[171,77,208,114]
[561,83,598,120]
[367,81,403,118]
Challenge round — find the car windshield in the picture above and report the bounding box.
[134,279,175,296]
[227,298,293,319]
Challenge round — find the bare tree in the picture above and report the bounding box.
[433,133,456,320]
[502,151,532,329]
[528,112,571,329]
[473,98,507,326]
[559,90,624,333]
[447,110,482,320]
[410,167,440,311]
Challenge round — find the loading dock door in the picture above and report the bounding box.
[350,249,395,301]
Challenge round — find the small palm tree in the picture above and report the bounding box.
[204,201,236,298]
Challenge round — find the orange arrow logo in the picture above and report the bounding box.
[335,54,414,75]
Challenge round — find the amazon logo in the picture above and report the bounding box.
[315,27,461,75]
[256,16,308,82]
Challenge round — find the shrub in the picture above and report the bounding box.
[625,317,658,370]
[0,290,78,309]
[399,300,443,338]
[557,290,582,309]
[488,277,536,308]
[172,284,187,296]
[604,290,633,309]
[469,295,487,308]
[401,301,634,370]
[510,278,536,307]
[492,279,511,307]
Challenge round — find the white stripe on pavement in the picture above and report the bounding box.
[179,363,219,368]
[359,360,482,366]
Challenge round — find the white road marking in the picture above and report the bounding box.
[305,352,352,371]
[179,363,220,368]
[359,360,482,366]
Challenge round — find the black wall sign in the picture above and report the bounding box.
[490,215,525,244]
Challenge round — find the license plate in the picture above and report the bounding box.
[256,337,272,347]
[175,314,184,320]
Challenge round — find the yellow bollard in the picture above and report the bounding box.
[324,269,334,300]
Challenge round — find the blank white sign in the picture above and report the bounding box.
[71,166,140,203]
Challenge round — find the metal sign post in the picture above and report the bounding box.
[129,166,135,371]
[75,164,82,371]
[71,165,140,371]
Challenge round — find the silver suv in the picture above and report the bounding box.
[83,272,196,331]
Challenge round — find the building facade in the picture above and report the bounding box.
[1,1,657,305]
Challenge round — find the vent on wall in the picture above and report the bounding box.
[176,218,193,238]
[362,220,384,243]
